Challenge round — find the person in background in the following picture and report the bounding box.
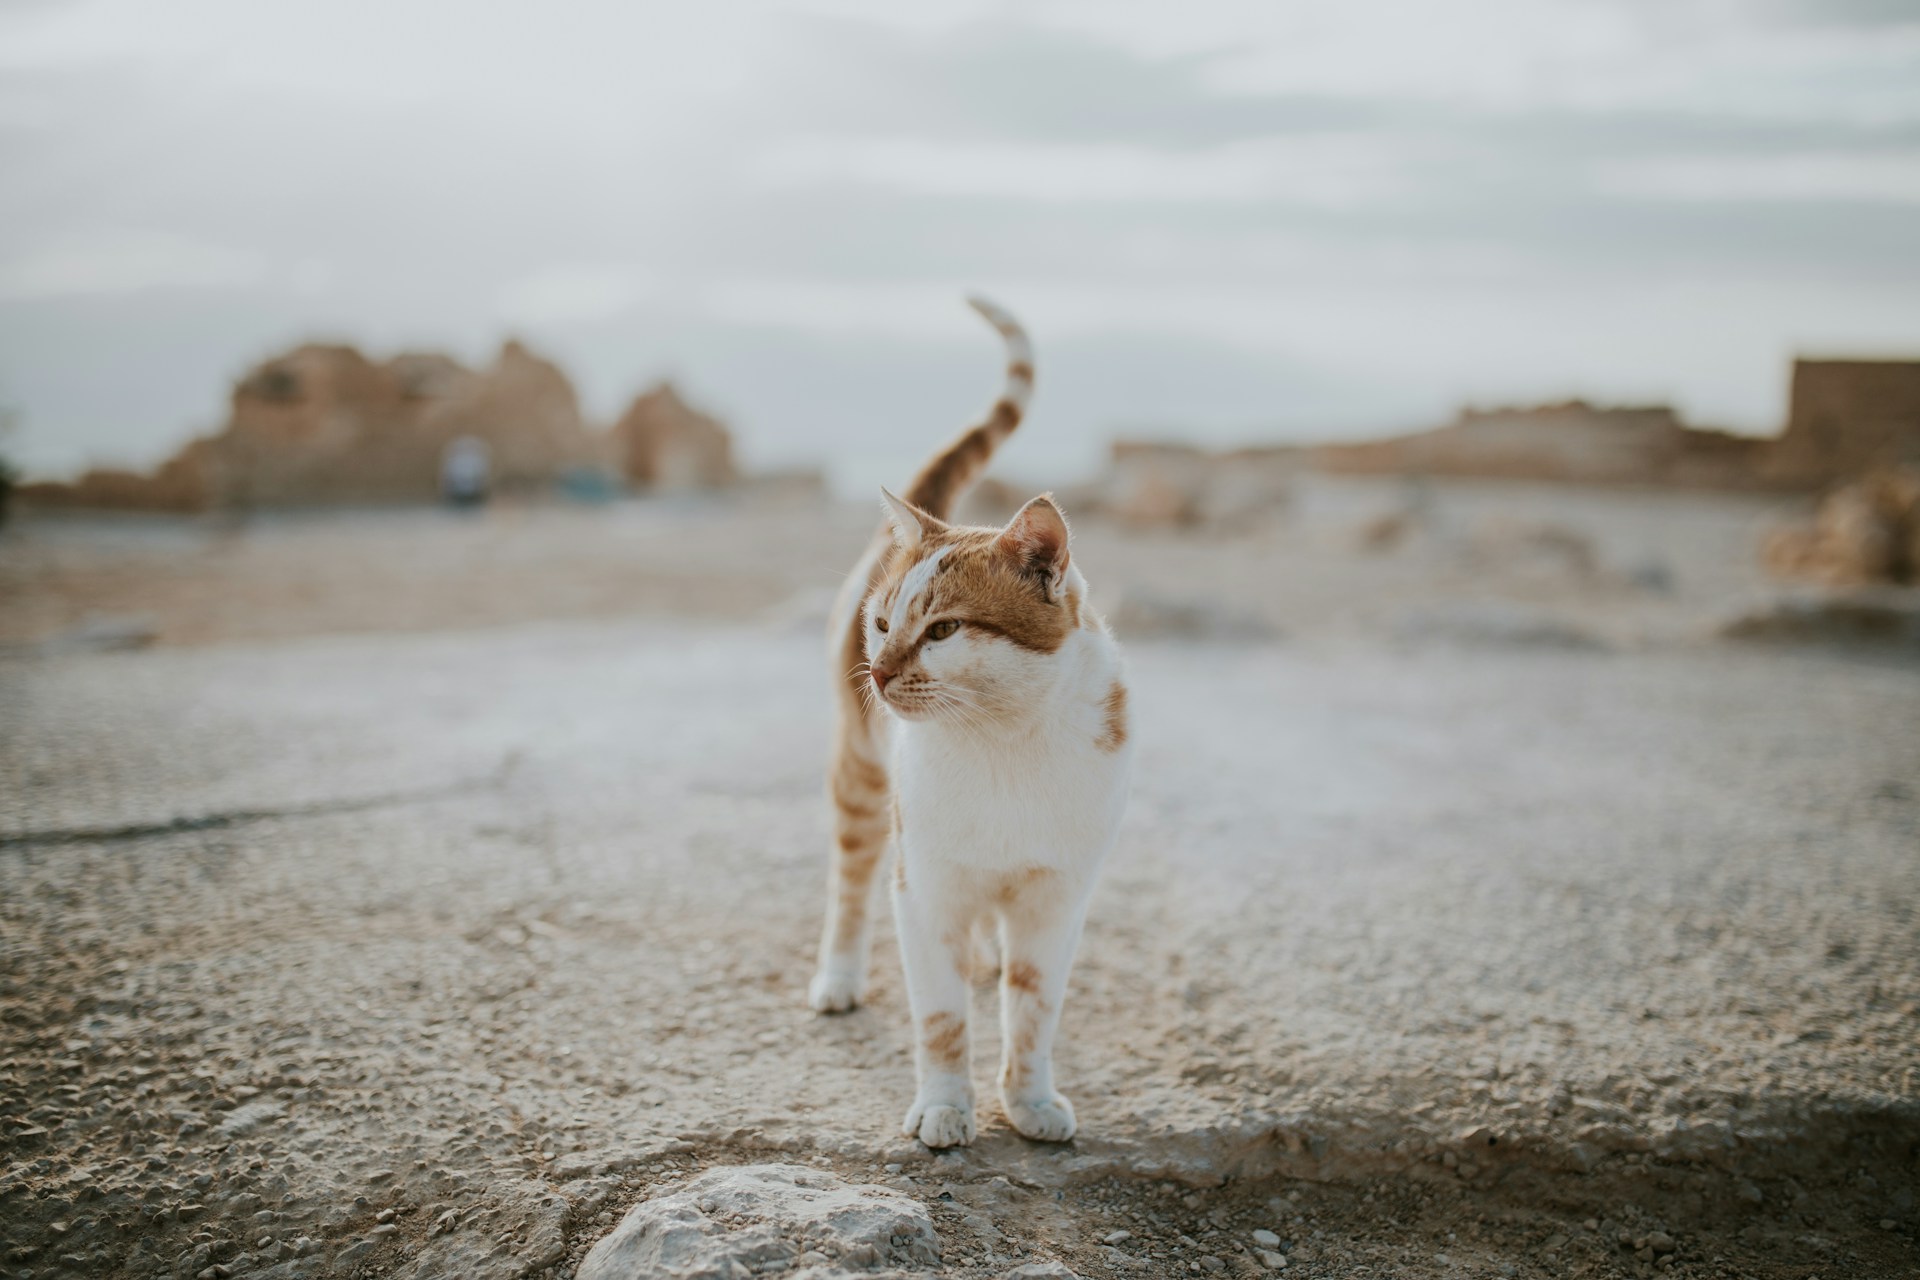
[441,436,491,509]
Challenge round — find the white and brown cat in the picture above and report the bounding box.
[809,298,1133,1148]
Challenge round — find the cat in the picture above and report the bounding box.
[809,297,1133,1148]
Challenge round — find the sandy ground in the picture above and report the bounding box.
[2,480,1917,1280]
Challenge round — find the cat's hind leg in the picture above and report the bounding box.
[808,720,890,1013]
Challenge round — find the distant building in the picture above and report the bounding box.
[1765,359,1920,485]
[17,340,745,512]
[1310,400,1771,488]
[611,383,737,490]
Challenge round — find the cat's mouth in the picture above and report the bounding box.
[880,686,938,720]
[882,681,983,724]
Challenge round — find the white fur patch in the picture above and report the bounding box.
[891,546,950,631]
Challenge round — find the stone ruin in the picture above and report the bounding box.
[1075,360,1920,542]
[1309,400,1771,489]
[1760,362,1920,585]
[1766,360,1920,487]
[611,383,738,490]
[19,341,740,512]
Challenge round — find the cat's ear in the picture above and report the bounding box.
[997,493,1071,591]
[880,487,942,550]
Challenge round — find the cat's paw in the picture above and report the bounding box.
[1005,1092,1077,1142]
[807,965,865,1013]
[903,1099,976,1148]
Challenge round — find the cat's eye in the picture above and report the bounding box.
[926,619,960,641]
[874,616,889,633]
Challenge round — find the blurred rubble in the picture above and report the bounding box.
[19,343,743,512]
[1098,442,1296,532]
[612,382,738,490]
[1719,592,1920,647]
[1763,467,1920,586]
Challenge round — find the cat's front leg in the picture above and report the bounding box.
[997,899,1088,1142]
[892,874,976,1147]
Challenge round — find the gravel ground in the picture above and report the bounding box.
[2,492,1917,1279]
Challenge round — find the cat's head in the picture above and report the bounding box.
[863,488,1085,724]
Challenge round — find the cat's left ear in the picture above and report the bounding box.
[880,487,944,550]
[997,493,1071,596]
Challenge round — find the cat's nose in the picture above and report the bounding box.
[871,666,895,692]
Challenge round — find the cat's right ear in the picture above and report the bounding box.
[880,487,940,551]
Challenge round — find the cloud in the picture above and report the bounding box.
[0,230,267,300]
[1595,150,1920,204]
[754,133,1419,207]
[494,264,653,328]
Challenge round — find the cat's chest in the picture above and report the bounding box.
[892,720,1128,867]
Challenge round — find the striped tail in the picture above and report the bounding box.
[903,296,1033,521]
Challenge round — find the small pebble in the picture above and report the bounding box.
[1251,1229,1280,1248]
[1103,1230,1133,1245]
[1647,1231,1674,1253]
[1257,1248,1287,1269]
[1200,1257,1225,1273]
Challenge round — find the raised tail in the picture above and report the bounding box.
[902,296,1033,521]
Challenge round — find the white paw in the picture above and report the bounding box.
[903,1099,976,1148]
[1005,1093,1077,1142]
[808,965,864,1013]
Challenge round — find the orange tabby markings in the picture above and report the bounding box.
[1097,681,1129,752]
[808,298,1132,1152]
[921,1011,967,1070]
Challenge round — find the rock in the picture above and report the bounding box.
[1251,1229,1281,1248]
[1200,1257,1226,1273]
[1102,1230,1132,1245]
[577,1163,939,1280]
[1003,1264,1078,1279]
[334,1239,379,1270]
[612,382,738,491]
[1095,440,1295,531]
[1718,593,1920,647]
[1257,1249,1288,1269]
[1358,509,1414,552]
[1764,467,1920,585]
[215,1100,287,1139]
[1647,1231,1675,1253]
[42,614,161,655]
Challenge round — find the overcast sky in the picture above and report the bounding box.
[3,0,1918,490]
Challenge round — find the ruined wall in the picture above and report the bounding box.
[612,383,737,490]
[214,340,612,507]
[1310,401,1771,488]
[22,340,633,511]
[1766,360,1920,486]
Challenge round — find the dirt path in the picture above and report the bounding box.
[3,610,1916,1279]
